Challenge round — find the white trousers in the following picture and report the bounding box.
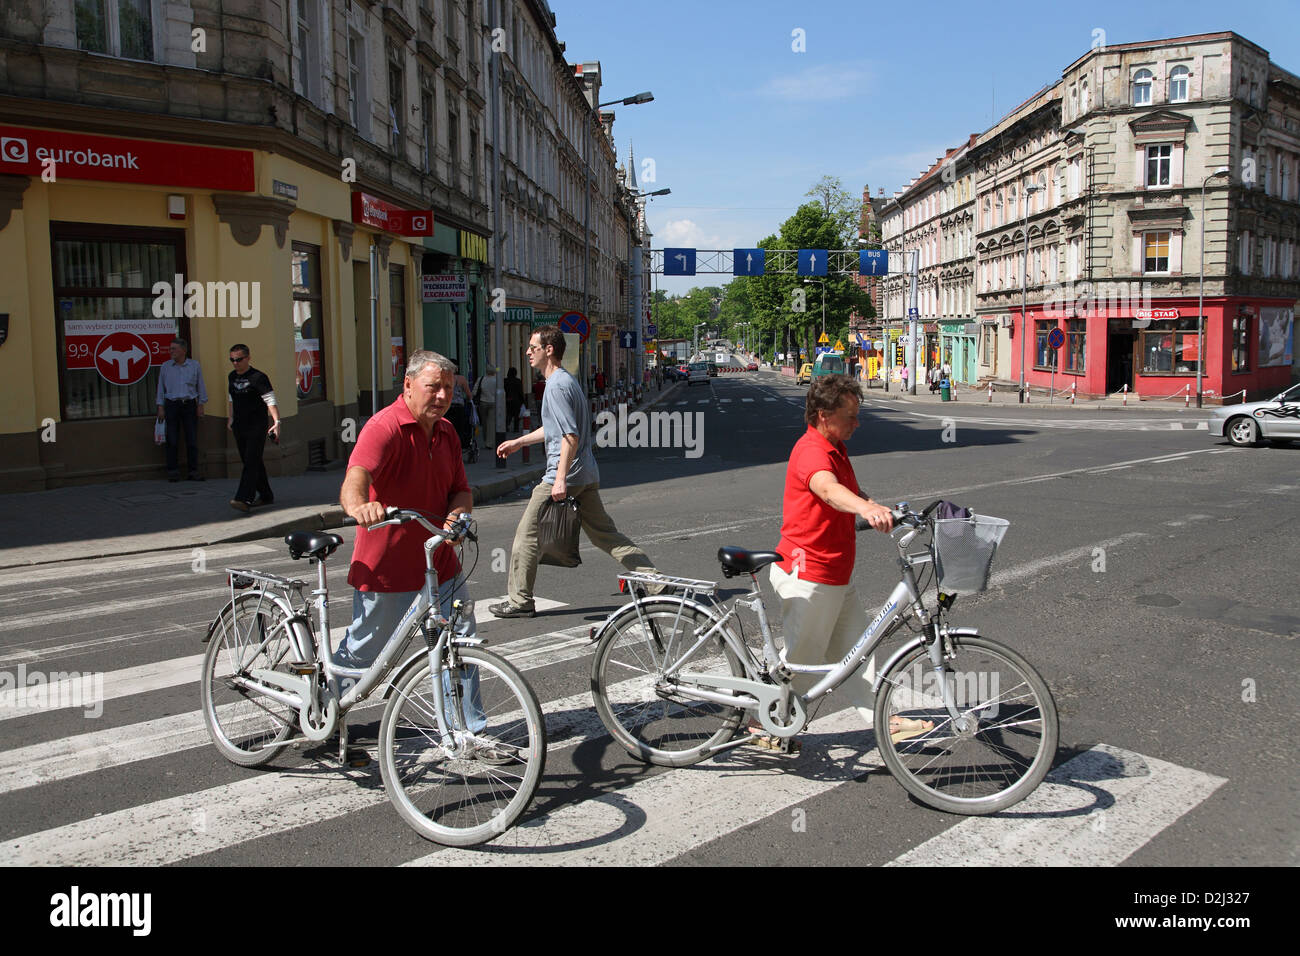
[769,563,875,726]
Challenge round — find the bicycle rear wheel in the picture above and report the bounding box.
[591,599,747,768]
[200,592,298,767]
[379,646,545,847]
[874,635,1058,815]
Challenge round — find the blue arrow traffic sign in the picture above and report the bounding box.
[663,248,696,276]
[733,248,765,276]
[619,330,638,349]
[907,307,920,318]
[859,250,888,275]
[797,249,828,276]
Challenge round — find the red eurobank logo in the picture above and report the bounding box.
[350,191,434,236]
[0,125,253,191]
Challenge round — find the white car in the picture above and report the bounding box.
[687,362,710,386]
[1207,382,1300,446]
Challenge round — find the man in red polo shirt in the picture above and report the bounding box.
[766,374,902,743]
[337,350,473,671]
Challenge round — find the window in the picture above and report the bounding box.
[1146,144,1171,187]
[1169,65,1190,103]
[1035,320,1059,370]
[1048,243,1058,282]
[1143,232,1170,273]
[347,31,370,137]
[1080,78,1090,114]
[1232,313,1251,372]
[1065,319,1086,372]
[1239,230,1253,273]
[75,0,155,60]
[294,0,321,104]
[389,266,406,390]
[982,325,995,365]
[420,87,434,173]
[1263,236,1276,277]
[1141,318,1201,374]
[448,108,459,181]
[387,46,404,151]
[292,243,326,402]
[1067,238,1080,280]
[1133,68,1153,106]
[1068,157,1081,198]
[1280,153,1289,201]
[470,129,480,200]
[52,226,187,420]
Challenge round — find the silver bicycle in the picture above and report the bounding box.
[199,509,546,846]
[589,500,1059,815]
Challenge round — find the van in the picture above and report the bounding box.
[812,352,846,378]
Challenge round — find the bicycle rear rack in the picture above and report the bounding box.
[618,571,717,600]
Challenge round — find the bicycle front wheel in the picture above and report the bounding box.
[379,647,545,847]
[874,635,1058,815]
[200,593,298,768]
[591,599,747,768]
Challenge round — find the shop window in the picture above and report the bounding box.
[389,265,406,389]
[1065,319,1086,373]
[52,225,187,421]
[1034,320,1059,371]
[292,243,327,403]
[1141,318,1201,374]
[1143,232,1170,273]
[1231,313,1251,372]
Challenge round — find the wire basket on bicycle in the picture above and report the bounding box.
[931,514,1009,595]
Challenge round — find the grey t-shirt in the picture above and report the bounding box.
[541,367,599,486]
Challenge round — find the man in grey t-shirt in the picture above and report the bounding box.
[491,325,658,618]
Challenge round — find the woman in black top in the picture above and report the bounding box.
[504,366,524,433]
[227,344,281,511]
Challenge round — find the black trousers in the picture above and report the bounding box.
[233,419,272,504]
[164,399,199,477]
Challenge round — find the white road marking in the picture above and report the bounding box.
[987,533,1147,589]
[0,544,276,588]
[887,744,1226,866]
[742,398,754,403]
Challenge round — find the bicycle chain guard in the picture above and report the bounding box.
[686,672,806,738]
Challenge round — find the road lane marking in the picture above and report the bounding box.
[887,744,1226,866]
[0,544,276,587]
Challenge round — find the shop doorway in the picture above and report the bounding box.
[1106,331,1134,394]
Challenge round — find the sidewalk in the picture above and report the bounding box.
[4,380,683,569]
[858,380,1219,412]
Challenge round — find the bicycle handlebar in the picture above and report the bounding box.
[340,507,477,542]
[855,498,944,533]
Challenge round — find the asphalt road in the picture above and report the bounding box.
[2,370,1296,867]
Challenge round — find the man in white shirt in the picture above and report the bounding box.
[155,338,208,481]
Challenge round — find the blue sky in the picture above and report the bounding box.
[550,0,1300,296]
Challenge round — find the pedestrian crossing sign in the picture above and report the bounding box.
[817,332,829,345]
[833,339,844,351]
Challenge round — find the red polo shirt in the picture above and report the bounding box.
[347,397,470,592]
[775,426,861,586]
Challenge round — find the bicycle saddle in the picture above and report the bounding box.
[717,547,783,577]
[285,531,344,561]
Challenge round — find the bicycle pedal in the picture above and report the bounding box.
[290,664,317,675]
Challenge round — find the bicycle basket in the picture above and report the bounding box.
[931,515,1009,595]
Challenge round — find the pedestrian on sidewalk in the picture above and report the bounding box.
[444,364,474,451]
[227,344,280,512]
[474,365,498,443]
[504,366,524,433]
[490,325,659,619]
[531,373,546,416]
[929,365,941,394]
[155,337,207,482]
[335,349,476,674]
[901,365,909,390]
[593,365,607,398]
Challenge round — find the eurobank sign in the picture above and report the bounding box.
[0,125,254,191]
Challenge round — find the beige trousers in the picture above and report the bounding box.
[508,480,655,607]
[769,563,875,726]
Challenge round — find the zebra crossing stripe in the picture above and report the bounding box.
[406,707,874,866]
[0,544,276,589]
[886,744,1226,866]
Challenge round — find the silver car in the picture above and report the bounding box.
[1208,382,1300,446]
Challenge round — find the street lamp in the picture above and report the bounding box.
[1198,166,1231,408]
[1019,183,1042,403]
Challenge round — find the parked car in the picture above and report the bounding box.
[687,361,710,386]
[746,361,759,372]
[1207,382,1300,446]
[797,362,814,384]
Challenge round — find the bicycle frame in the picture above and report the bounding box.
[617,518,975,739]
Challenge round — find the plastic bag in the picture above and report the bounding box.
[537,496,581,568]
[154,421,167,445]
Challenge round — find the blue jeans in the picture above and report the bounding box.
[334,580,483,732]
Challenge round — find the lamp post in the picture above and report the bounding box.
[1198,166,1231,408]
[583,89,653,379]
[1019,183,1042,402]
[628,187,669,387]
[802,278,826,338]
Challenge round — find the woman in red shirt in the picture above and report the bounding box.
[762,375,931,749]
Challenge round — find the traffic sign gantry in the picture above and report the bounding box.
[859,249,888,275]
[1047,327,1066,350]
[797,249,828,276]
[663,248,696,276]
[558,310,590,342]
[95,331,151,386]
[733,248,765,276]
